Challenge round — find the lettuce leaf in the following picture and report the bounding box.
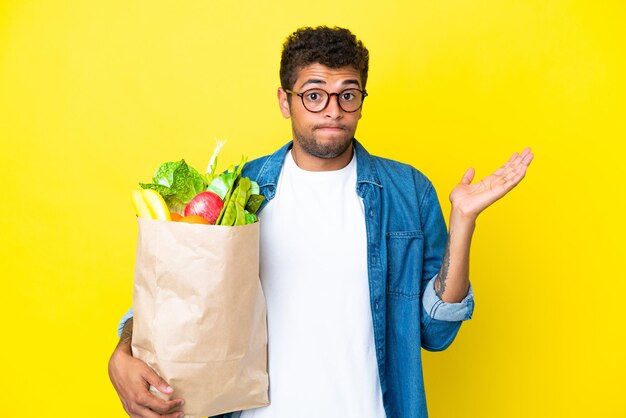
[140,159,206,213]
[207,172,236,200]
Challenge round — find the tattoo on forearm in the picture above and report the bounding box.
[435,238,451,299]
[118,317,133,346]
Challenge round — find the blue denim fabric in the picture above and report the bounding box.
[119,140,474,418]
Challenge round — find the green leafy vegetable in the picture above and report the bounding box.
[245,212,258,224]
[215,156,248,225]
[250,181,260,195]
[218,177,252,226]
[234,177,251,225]
[140,159,205,213]
[207,172,236,200]
[245,194,264,214]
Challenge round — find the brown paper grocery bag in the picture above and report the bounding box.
[131,218,269,418]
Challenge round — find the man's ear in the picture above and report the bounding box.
[277,88,291,119]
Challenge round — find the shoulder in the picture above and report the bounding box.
[242,141,292,185]
[354,140,433,191]
[358,147,445,232]
[242,155,271,181]
[368,153,435,197]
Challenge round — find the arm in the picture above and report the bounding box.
[108,318,185,418]
[434,148,534,302]
[432,211,473,302]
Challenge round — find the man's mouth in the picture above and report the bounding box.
[314,124,346,131]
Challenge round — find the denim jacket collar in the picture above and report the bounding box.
[254,139,382,203]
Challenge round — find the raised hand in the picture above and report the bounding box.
[449,148,534,220]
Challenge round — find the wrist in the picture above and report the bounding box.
[115,339,132,355]
[450,206,478,228]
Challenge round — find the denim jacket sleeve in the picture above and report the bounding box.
[418,179,474,351]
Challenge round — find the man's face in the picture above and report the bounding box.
[278,63,363,162]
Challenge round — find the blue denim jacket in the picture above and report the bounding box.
[119,140,474,418]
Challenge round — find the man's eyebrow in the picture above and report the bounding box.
[342,79,361,87]
[299,78,362,89]
[300,79,325,88]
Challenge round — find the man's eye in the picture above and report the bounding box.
[341,92,356,101]
[306,92,322,101]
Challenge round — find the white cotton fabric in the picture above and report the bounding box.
[240,150,386,418]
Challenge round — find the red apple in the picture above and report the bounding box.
[184,191,224,225]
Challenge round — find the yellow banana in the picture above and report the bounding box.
[141,189,172,221]
[131,189,171,221]
[132,190,153,219]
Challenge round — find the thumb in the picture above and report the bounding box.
[142,367,173,395]
[460,167,475,185]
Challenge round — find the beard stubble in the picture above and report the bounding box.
[293,125,354,159]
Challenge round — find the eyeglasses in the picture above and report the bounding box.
[284,88,368,113]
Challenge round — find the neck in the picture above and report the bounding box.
[291,142,354,172]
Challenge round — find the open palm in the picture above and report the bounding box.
[450,148,534,218]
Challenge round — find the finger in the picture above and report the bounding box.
[142,369,174,396]
[127,402,185,418]
[134,389,184,415]
[138,369,184,414]
[497,160,519,182]
[490,149,533,189]
[503,149,531,173]
[513,148,533,166]
[460,167,475,185]
[163,412,186,418]
[503,162,530,188]
[504,147,530,167]
[149,396,185,415]
[500,155,521,173]
[522,152,534,166]
[125,401,161,418]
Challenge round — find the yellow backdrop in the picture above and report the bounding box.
[1,0,624,416]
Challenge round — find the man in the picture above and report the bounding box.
[109,26,533,418]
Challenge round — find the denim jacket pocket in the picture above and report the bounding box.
[386,230,424,299]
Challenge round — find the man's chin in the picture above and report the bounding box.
[305,137,353,159]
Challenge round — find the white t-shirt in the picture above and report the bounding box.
[241,150,386,418]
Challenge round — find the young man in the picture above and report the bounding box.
[109,26,533,418]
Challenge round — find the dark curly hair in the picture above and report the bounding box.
[280,26,369,91]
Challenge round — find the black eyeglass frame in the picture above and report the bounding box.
[284,88,368,113]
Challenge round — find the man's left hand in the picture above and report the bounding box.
[449,147,534,220]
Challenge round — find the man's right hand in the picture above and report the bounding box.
[108,320,185,418]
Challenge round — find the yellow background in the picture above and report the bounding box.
[1,0,624,416]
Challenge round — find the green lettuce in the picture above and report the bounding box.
[140,159,206,213]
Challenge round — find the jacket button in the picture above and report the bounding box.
[375,303,379,310]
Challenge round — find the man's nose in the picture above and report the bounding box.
[323,93,343,118]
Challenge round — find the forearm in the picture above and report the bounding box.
[116,317,133,354]
[434,208,476,303]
